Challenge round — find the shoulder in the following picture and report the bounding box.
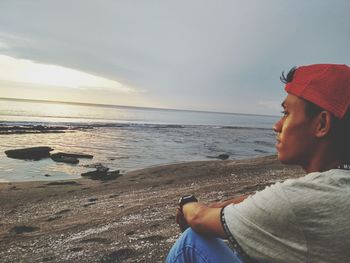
[282,169,350,191]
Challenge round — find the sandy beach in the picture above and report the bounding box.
[0,155,304,262]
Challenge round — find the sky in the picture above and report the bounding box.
[0,0,349,115]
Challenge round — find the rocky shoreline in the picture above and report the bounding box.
[0,155,304,262]
[0,124,91,135]
[4,147,121,180]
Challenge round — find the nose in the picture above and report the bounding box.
[273,118,282,133]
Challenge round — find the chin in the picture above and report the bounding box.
[277,152,291,164]
[277,153,300,166]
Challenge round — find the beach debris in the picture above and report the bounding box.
[5,146,53,160]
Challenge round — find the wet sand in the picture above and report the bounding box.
[0,155,304,262]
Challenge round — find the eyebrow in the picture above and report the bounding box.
[281,101,286,108]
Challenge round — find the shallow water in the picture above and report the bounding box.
[0,99,279,182]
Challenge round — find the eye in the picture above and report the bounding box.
[281,110,289,116]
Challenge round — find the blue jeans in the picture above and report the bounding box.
[166,228,245,263]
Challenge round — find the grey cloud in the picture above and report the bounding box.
[0,0,349,114]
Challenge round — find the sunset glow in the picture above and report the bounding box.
[0,55,132,93]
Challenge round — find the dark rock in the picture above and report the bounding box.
[108,170,121,176]
[81,164,109,177]
[5,147,53,160]
[83,163,108,171]
[88,197,98,202]
[44,174,51,177]
[51,154,79,164]
[217,154,230,160]
[50,152,93,164]
[51,152,93,159]
[81,169,122,181]
[9,225,39,235]
[81,170,108,177]
[207,154,230,160]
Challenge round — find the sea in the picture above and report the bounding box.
[0,98,279,182]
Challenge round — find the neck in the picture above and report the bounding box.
[302,143,343,173]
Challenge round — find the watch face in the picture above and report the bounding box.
[179,195,198,207]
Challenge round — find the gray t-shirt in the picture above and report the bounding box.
[223,169,350,263]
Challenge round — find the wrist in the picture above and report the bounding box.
[179,195,198,211]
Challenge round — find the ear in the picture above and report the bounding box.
[314,111,332,138]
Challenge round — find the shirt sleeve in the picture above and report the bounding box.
[222,182,307,262]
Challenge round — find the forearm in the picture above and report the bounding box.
[182,202,226,238]
[177,194,249,237]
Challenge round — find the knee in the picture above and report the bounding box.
[166,229,204,263]
[166,229,240,263]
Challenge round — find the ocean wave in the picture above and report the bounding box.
[0,120,271,132]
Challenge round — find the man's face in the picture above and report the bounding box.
[273,94,317,167]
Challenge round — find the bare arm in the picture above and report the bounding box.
[182,202,225,238]
[177,194,250,237]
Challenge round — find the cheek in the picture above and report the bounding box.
[277,122,313,161]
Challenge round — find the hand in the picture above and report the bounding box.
[176,207,189,232]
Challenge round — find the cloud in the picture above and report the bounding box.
[0,55,133,93]
[0,0,349,114]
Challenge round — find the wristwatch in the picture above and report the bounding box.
[179,195,198,210]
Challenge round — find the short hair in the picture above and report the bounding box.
[281,67,350,162]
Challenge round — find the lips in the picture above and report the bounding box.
[275,137,281,149]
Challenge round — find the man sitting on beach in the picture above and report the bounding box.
[166,64,350,263]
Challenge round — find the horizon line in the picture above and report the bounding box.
[0,96,277,118]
